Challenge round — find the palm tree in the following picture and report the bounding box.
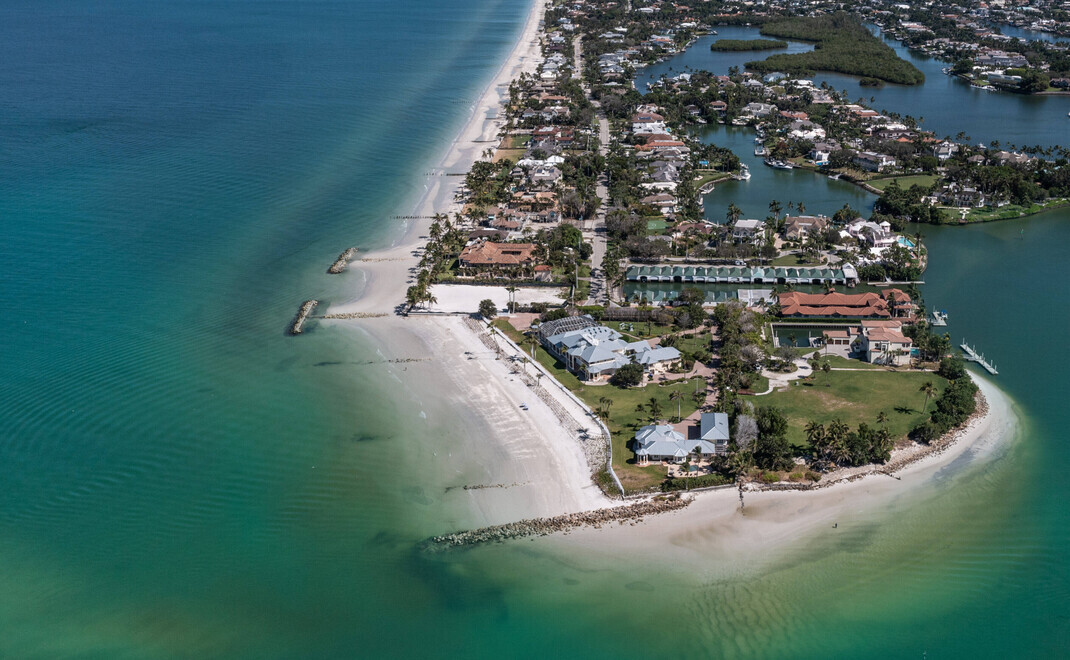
[822,332,831,357]
[669,390,683,422]
[726,203,742,225]
[804,420,825,448]
[797,201,806,215]
[920,381,937,414]
[768,199,782,221]
[876,411,888,428]
[822,360,831,387]
[505,285,519,312]
[524,333,539,359]
[647,397,663,423]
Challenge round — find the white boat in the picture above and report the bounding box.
[738,164,751,180]
[827,172,841,180]
[764,157,794,170]
[930,310,948,326]
[754,145,767,156]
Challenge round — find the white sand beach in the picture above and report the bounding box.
[320,0,1020,545]
[551,374,1015,570]
[327,0,548,320]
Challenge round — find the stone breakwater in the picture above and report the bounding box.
[756,390,989,493]
[289,300,318,335]
[320,312,388,319]
[327,247,359,274]
[423,496,691,550]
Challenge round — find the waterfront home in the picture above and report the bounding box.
[731,218,765,244]
[777,289,913,319]
[860,321,913,366]
[809,141,838,166]
[742,102,777,118]
[783,215,829,241]
[846,218,897,249]
[933,141,958,161]
[935,183,986,208]
[709,100,727,117]
[788,120,825,141]
[852,151,897,173]
[539,317,681,382]
[458,241,537,271]
[634,423,724,465]
[698,412,730,456]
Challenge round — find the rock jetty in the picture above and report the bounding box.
[423,496,691,550]
[327,247,359,274]
[289,300,318,335]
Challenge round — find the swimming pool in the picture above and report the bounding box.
[897,236,916,249]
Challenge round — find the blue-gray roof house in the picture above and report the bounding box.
[634,421,726,464]
[699,412,730,456]
[539,316,681,381]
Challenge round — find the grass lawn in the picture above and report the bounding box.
[816,353,887,369]
[493,148,526,163]
[760,369,946,449]
[771,253,824,267]
[693,170,732,189]
[869,174,938,191]
[503,134,530,149]
[646,218,668,232]
[963,199,1068,223]
[491,319,703,493]
[600,378,706,492]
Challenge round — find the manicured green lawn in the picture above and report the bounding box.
[815,353,886,369]
[771,253,824,267]
[597,377,706,492]
[646,218,668,232]
[869,174,938,191]
[759,369,947,448]
[693,170,732,189]
[963,199,1068,223]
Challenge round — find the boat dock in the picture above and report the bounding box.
[289,300,319,335]
[960,341,998,375]
[327,247,359,274]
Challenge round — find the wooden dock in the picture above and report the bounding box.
[960,341,998,375]
[289,300,318,335]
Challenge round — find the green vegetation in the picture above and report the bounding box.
[749,13,925,85]
[491,320,704,493]
[660,473,732,491]
[478,299,497,319]
[963,199,1069,223]
[869,174,939,191]
[711,38,787,52]
[911,376,979,443]
[760,369,947,448]
[771,253,824,266]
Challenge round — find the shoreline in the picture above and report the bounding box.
[542,373,1016,568]
[326,0,547,318]
[319,0,1022,544]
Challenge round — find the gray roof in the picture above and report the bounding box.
[633,345,681,365]
[700,412,730,442]
[635,424,720,458]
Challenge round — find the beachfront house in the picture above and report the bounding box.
[458,241,537,275]
[634,415,728,465]
[538,315,681,382]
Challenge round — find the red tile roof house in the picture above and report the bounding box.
[777,289,913,319]
[458,241,538,275]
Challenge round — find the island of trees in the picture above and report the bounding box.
[711,38,788,52]
[745,13,926,86]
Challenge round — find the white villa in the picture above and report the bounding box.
[634,412,730,464]
[539,316,681,381]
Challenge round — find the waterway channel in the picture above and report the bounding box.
[636,24,1070,149]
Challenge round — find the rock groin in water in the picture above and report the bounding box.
[289,300,318,335]
[423,495,691,550]
[327,247,359,274]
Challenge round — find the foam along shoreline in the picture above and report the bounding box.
[326,0,548,319]
[547,374,1016,569]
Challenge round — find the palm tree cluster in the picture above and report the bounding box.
[406,214,464,311]
[806,415,893,470]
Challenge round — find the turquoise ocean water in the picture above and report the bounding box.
[1,1,1069,657]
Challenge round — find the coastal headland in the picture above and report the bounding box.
[324,0,1022,547]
